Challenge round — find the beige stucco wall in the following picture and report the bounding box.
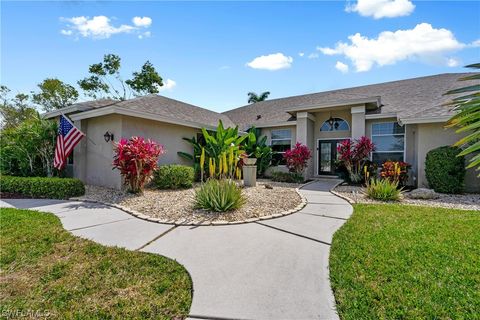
[73,115,199,189]
[314,109,352,141]
[416,122,479,192]
[121,116,199,166]
[74,114,123,189]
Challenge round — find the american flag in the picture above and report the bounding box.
[54,115,85,170]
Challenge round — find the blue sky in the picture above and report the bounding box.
[2,1,479,112]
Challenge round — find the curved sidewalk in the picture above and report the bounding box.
[0,179,352,320]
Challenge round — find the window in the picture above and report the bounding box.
[271,129,292,165]
[320,118,350,131]
[371,122,405,164]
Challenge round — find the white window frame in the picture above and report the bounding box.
[370,121,405,163]
[271,129,292,165]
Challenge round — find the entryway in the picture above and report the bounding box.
[317,139,345,175]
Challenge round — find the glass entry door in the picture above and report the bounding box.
[318,140,342,175]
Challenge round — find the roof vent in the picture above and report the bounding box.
[256,115,262,120]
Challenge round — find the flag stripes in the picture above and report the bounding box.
[53,115,85,170]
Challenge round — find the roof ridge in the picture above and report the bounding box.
[223,72,472,114]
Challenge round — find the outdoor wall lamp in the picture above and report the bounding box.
[104,131,114,142]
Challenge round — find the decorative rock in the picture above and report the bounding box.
[407,188,439,200]
[264,184,273,189]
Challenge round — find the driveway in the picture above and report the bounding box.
[0,179,352,320]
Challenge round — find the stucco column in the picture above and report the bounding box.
[296,112,315,178]
[73,119,87,182]
[351,105,366,139]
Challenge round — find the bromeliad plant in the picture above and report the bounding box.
[112,136,165,193]
[337,136,375,183]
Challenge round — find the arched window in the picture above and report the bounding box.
[320,117,350,131]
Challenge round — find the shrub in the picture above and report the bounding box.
[365,179,402,201]
[425,146,465,193]
[284,142,312,174]
[0,176,85,199]
[337,136,375,183]
[271,171,304,183]
[194,179,245,212]
[153,165,195,189]
[112,136,165,193]
[380,161,410,186]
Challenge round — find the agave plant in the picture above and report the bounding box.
[445,63,480,175]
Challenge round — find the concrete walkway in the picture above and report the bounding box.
[0,179,352,320]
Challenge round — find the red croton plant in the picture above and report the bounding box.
[284,142,312,174]
[112,136,165,193]
[380,161,410,186]
[337,136,375,183]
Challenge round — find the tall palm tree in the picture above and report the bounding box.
[445,63,480,175]
[247,91,270,104]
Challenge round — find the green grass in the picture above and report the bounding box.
[0,208,192,319]
[330,204,480,320]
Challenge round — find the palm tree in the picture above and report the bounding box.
[247,91,270,104]
[445,63,480,175]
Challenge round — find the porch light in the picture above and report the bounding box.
[104,131,114,142]
[327,116,336,130]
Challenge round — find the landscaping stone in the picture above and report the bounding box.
[407,188,439,199]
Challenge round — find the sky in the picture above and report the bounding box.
[1,0,479,112]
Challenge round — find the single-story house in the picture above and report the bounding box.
[44,73,479,192]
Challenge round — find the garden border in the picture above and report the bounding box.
[70,183,309,226]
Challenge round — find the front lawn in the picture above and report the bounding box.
[0,208,192,319]
[330,204,480,319]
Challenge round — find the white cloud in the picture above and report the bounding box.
[61,15,152,39]
[132,16,152,27]
[446,58,460,67]
[335,61,349,73]
[298,52,305,57]
[138,31,151,39]
[308,53,319,59]
[246,53,293,71]
[318,23,465,72]
[346,0,415,19]
[470,39,480,47]
[158,79,176,91]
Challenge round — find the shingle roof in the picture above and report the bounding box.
[223,73,478,129]
[112,94,235,128]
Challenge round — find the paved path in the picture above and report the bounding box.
[1,179,352,320]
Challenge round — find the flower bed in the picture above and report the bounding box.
[75,180,304,224]
[334,184,480,211]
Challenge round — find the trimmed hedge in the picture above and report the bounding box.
[271,171,304,183]
[425,146,465,194]
[0,176,85,199]
[153,165,195,189]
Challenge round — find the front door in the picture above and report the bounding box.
[318,140,342,175]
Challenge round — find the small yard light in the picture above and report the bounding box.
[104,131,114,142]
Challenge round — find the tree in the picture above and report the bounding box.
[445,63,480,175]
[32,78,79,112]
[0,86,38,129]
[0,115,57,177]
[78,54,164,100]
[247,91,270,104]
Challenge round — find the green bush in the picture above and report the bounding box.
[366,179,402,201]
[0,176,85,199]
[271,171,304,183]
[153,165,195,189]
[425,146,465,193]
[194,179,245,212]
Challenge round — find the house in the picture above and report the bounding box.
[44,73,479,192]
